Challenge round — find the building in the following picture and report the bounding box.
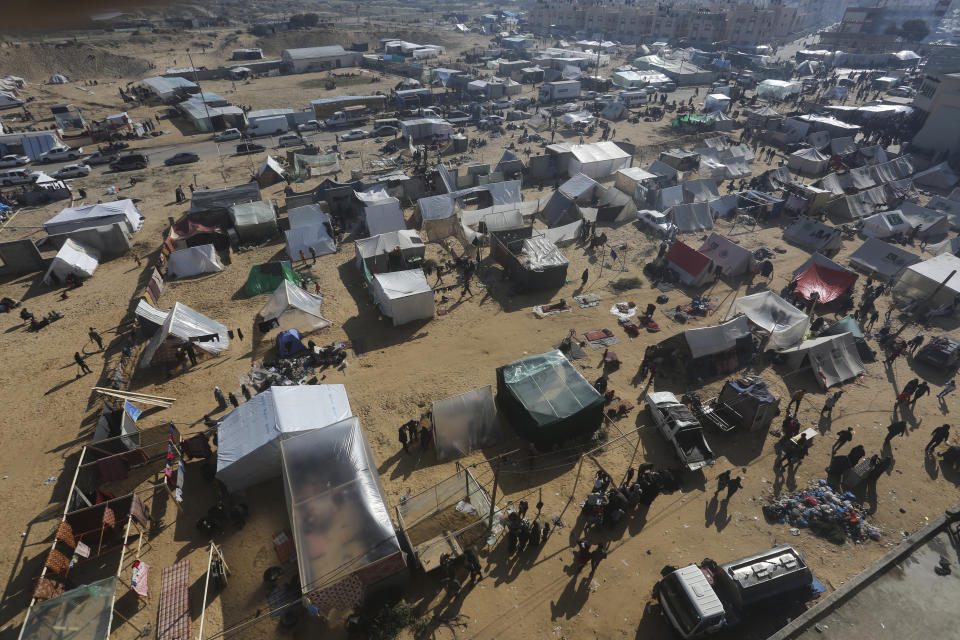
[179,95,246,133]
[281,46,360,74]
[142,76,199,103]
[911,72,960,157]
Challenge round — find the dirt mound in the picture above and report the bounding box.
[0,40,153,82]
[256,28,363,57]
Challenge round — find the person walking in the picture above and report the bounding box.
[926,424,950,454]
[715,469,731,493]
[228,392,239,408]
[899,378,920,405]
[938,378,957,402]
[214,386,226,410]
[912,381,931,407]
[88,327,103,350]
[847,444,866,465]
[788,388,805,414]
[460,274,473,298]
[907,333,925,354]
[832,427,854,453]
[74,352,92,375]
[398,425,409,453]
[884,420,907,444]
[725,476,743,499]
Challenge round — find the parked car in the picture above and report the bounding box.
[637,210,677,237]
[0,154,29,168]
[0,169,38,187]
[887,86,916,97]
[164,152,199,166]
[491,99,512,110]
[277,134,304,148]
[83,150,117,166]
[486,114,506,124]
[297,120,323,132]
[916,335,960,369]
[371,125,399,138]
[646,391,716,471]
[52,163,91,179]
[235,142,266,155]
[215,128,243,142]
[341,129,369,141]
[39,146,83,163]
[446,110,471,123]
[513,97,532,109]
[109,152,149,171]
[581,90,598,100]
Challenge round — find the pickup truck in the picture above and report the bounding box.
[325,106,369,129]
[646,392,716,471]
[655,545,820,639]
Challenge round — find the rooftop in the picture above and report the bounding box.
[282,45,348,60]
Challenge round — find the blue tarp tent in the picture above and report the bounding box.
[276,328,306,357]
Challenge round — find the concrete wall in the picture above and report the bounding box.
[45,223,132,259]
[0,239,47,276]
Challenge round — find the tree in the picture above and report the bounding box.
[302,13,320,27]
[900,19,930,42]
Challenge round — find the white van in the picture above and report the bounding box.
[620,91,649,107]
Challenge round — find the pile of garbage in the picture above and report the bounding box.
[761,480,882,543]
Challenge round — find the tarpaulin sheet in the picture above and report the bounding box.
[731,291,809,351]
[795,263,857,303]
[684,316,750,359]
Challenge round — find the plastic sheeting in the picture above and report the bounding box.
[498,350,602,426]
[830,137,857,156]
[539,219,582,244]
[568,141,631,180]
[44,199,142,236]
[848,237,920,278]
[559,173,601,202]
[698,233,752,276]
[258,280,330,333]
[684,316,751,359]
[216,385,353,492]
[166,244,223,279]
[42,238,100,284]
[288,204,331,229]
[432,386,503,461]
[670,202,714,233]
[862,211,912,239]
[683,178,719,203]
[731,291,809,351]
[19,576,117,640]
[892,253,960,309]
[354,230,425,271]
[287,223,336,260]
[372,269,434,326]
[364,198,406,237]
[229,200,278,242]
[913,162,959,190]
[704,94,731,112]
[787,148,829,175]
[781,332,864,389]
[138,301,229,367]
[794,257,857,303]
[521,236,568,270]
[281,417,402,599]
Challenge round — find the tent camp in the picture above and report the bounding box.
[280,417,406,612]
[664,240,714,286]
[595,187,638,224]
[697,233,753,277]
[286,203,337,260]
[670,202,714,233]
[912,162,959,191]
[371,269,434,325]
[787,148,829,175]
[255,156,286,187]
[848,237,919,279]
[431,386,503,461]
[166,244,223,279]
[539,190,581,228]
[892,253,960,310]
[42,238,100,284]
[566,141,631,179]
[490,230,569,291]
[138,301,229,368]
[756,79,801,100]
[682,178,720,204]
[681,316,753,375]
[362,196,406,237]
[924,236,960,257]
[614,166,658,199]
[495,350,604,446]
[559,173,603,204]
[830,137,858,156]
[899,202,951,240]
[783,216,843,254]
[44,200,142,236]
[703,93,731,113]
[730,291,809,351]
[354,230,425,273]
[781,332,865,389]
[258,279,331,334]
[244,261,299,296]
[229,200,278,243]
[216,385,352,492]
[862,210,913,239]
[792,252,858,303]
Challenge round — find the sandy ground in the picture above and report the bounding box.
[1,30,959,640]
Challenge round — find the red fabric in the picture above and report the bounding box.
[164,216,226,251]
[794,264,857,303]
[665,241,711,278]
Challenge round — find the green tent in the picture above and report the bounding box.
[244,261,299,296]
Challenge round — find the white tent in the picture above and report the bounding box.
[287,204,330,229]
[892,253,960,310]
[787,148,829,175]
[559,173,602,203]
[372,269,434,325]
[258,279,331,334]
[830,137,857,156]
[166,244,223,279]
[731,291,810,351]
[286,223,336,260]
[614,167,657,197]
[364,197,406,236]
[670,202,714,233]
[354,230,425,272]
[924,236,960,257]
[44,199,142,236]
[431,386,503,461]
[42,238,100,284]
[256,156,286,187]
[138,301,229,367]
[783,216,843,253]
[912,162,959,191]
[697,233,753,277]
[757,79,801,100]
[49,74,69,84]
[848,237,919,279]
[567,141,631,179]
[862,210,913,239]
[781,332,865,389]
[684,316,751,359]
[216,385,352,492]
[703,94,731,113]
[683,178,719,203]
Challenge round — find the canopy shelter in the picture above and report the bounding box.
[431,386,503,461]
[494,150,525,180]
[682,178,719,204]
[756,79,801,100]
[703,93,731,113]
[781,333,865,389]
[614,167,658,198]
[670,202,714,233]
[138,301,229,368]
[821,315,875,362]
[229,200,278,243]
[792,253,858,303]
[664,240,714,286]
[216,385,352,492]
[567,141,631,179]
[783,216,843,254]
[44,199,142,236]
[166,244,223,279]
[595,187,638,224]
[787,148,829,176]
[490,230,569,291]
[281,417,405,613]
[730,291,809,351]
[42,238,99,284]
[371,269,434,326]
[188,183,261,222]
[892,253,960,310]
[258,280,330,335]
[244,261,298,296]
[848,238,919,280]
[255,156,286,187]
[19,576,118,640]
[680,316,754,379]
[354,230,425,273]
[697,233,753,277]
[495,350,604,447]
